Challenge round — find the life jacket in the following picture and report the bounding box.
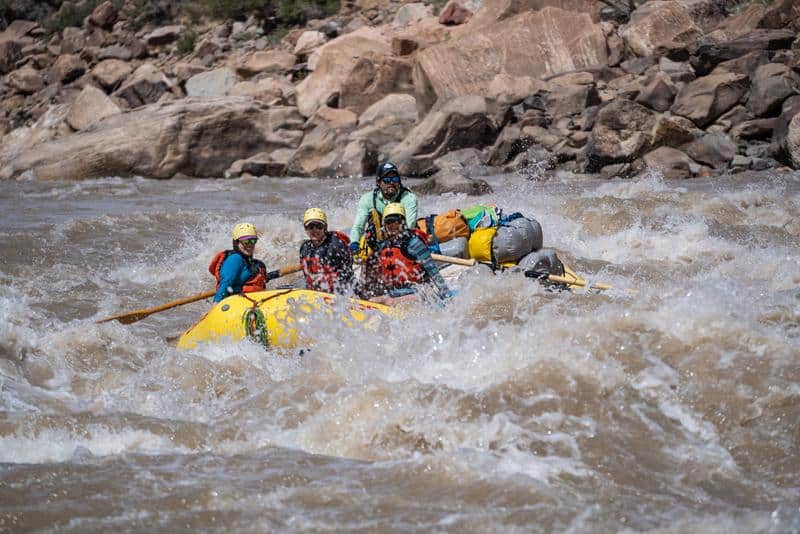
[363,187,412,251]
[208,250,267,293]
[300,231,351,293]
[377,229,428,289]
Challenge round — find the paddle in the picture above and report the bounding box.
[525,269,636,293]
[96,264,302,325]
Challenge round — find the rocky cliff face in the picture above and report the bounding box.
[1,0,799,186]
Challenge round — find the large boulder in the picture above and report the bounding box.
[294,30,327,57]
[49,54,87,84]
[466,0,602,29]
[584,99,656,171]
[236,50,296,78]
[650,114,702,148]
[393,3,431,27]
[65,85,121,131]
[681,132,737,169]
[7,66,44,94]
[351,93,419,153]
[185,68,238,97]
[60,27,85,54]
[96,45,132,61]
[285,107,363,177]
[228,77,297,106]
[643,146,695,179]
[144,25,184,46]
[634,73,678,112]
[0,21,33,73]
[620,0,726,57]
[747,63,800,118]
[88,1,118,30]
[91,59,132,90]
[689,29,796,75]
[225,149,295,178]
[0,39,23,74]
[412,7,608,114]
[670,72,749,128]
[545,83,600,120]
[358,93,418,126]
[296,27,391,117]
[711,0,799,38]
[113,64,171,108]
[710,50,770,76]
[0,105,72,162]
[0,98,297,180]
[389,95,497,176]
[337,56,414,117]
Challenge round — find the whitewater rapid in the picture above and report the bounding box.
[1,170,798,531]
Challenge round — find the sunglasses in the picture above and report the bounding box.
[239,238,258,246]
[305,222,325,230]
[383,216,403,225]
[381,175,401,184]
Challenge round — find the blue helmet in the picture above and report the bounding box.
[377,162,399,180]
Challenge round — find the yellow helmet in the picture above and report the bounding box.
[382,203,406,222]
[232,222,259,241]
[303,207,327,227]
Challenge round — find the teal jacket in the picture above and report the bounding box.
[349,187,418,244]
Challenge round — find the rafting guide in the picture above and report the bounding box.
[349,161,419,295]
[348,162,418,250]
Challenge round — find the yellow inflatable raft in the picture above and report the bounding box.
[176,289,397,351]
[176,263,593,351]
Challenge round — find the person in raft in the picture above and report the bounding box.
[349,162,418,296]
[370,203,453,304]
[209,222,269,302]
[299,207,355,294]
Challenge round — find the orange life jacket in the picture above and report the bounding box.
[300,231,351,293]
[377,229,428,289]
[208,250,267,293]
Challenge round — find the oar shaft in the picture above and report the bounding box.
[150,290,217,311]
[431,253,476,266]
[267,264,301,280]
[97,263,303,325]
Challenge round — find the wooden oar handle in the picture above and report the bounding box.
[430,253,476,266]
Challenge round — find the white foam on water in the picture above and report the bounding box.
[0,425,190,463]
[2,175,799,528]
[0,292,41,364]
[590,172,683,199]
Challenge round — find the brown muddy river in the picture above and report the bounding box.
[1,170,799,532]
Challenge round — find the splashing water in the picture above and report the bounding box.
[1,171,799,531]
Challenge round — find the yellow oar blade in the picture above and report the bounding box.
[545,273,637,294]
